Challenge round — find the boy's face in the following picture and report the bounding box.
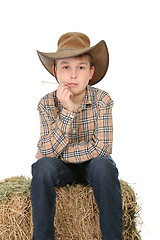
[54,55,94,97]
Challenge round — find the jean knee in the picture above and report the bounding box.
[88,156,118,180]
[32,157,59,182]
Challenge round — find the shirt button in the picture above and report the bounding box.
[72,129,76,134]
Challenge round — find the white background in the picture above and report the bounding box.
[0,0,160,239]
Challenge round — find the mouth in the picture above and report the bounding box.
[68,83,78,87]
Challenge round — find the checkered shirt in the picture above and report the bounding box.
[37,86,114,163]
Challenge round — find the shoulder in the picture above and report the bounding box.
[38,90,57,109]
[88,86,114,107]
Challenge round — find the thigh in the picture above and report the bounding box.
[83,156,119,184]
[32,157,81,187]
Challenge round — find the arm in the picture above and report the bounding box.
[37,97,75,158]
[37,83,79,158]
[61,100,114,163]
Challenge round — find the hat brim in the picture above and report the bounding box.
[37,40,109,85]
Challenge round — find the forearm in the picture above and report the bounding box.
[38,108,75,158]
[61,137,112,163]
[37,126,69,158]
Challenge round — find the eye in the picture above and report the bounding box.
[79,66,85,70]
[63,66,69,70]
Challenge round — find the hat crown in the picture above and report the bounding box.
[57,32,90,51]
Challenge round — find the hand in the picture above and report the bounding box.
[35,150,44,159]
[57,83,76,112]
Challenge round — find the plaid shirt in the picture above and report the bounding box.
[37,86,114,163]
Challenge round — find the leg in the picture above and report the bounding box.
[85,156,124,240]
[30,157,79,240]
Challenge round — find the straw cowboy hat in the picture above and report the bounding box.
[37,32,109,85]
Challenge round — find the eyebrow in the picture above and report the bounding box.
[78,62,88,65]
[60,61,88,65]
[59,61,69,65]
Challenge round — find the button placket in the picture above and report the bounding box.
[71,111,80,143]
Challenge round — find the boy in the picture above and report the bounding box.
[31,32,124,240]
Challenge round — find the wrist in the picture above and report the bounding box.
[62,104,75,112]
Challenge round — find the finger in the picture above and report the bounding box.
[57,87,67,100]
[57,85,66,99]
[58,85,72,100]
[61,88,72,100]
[58,83,68,90]
[35,151,44,160]
[57,84,69,97]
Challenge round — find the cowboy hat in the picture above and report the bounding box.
[37,32,109,85]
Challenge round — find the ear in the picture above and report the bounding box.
[52,65,59,83]
[89,66,95,80]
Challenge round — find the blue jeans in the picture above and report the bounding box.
[30,156,124,240]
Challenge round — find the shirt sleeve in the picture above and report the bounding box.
[61,99,114,163]
[37,98,75,158]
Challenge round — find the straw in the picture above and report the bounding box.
[0,176,142,240]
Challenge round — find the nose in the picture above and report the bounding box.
[71,68,77,79]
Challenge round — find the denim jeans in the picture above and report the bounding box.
[30,156,124,240]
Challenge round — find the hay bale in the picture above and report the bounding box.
[0,176,142,240]
[0,177,33,240]
[54,184,101,240]
[120,180,142,240]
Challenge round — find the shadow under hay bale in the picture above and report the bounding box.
[0,176,142,240]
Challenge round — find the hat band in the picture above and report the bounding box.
[57,47,87,52]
